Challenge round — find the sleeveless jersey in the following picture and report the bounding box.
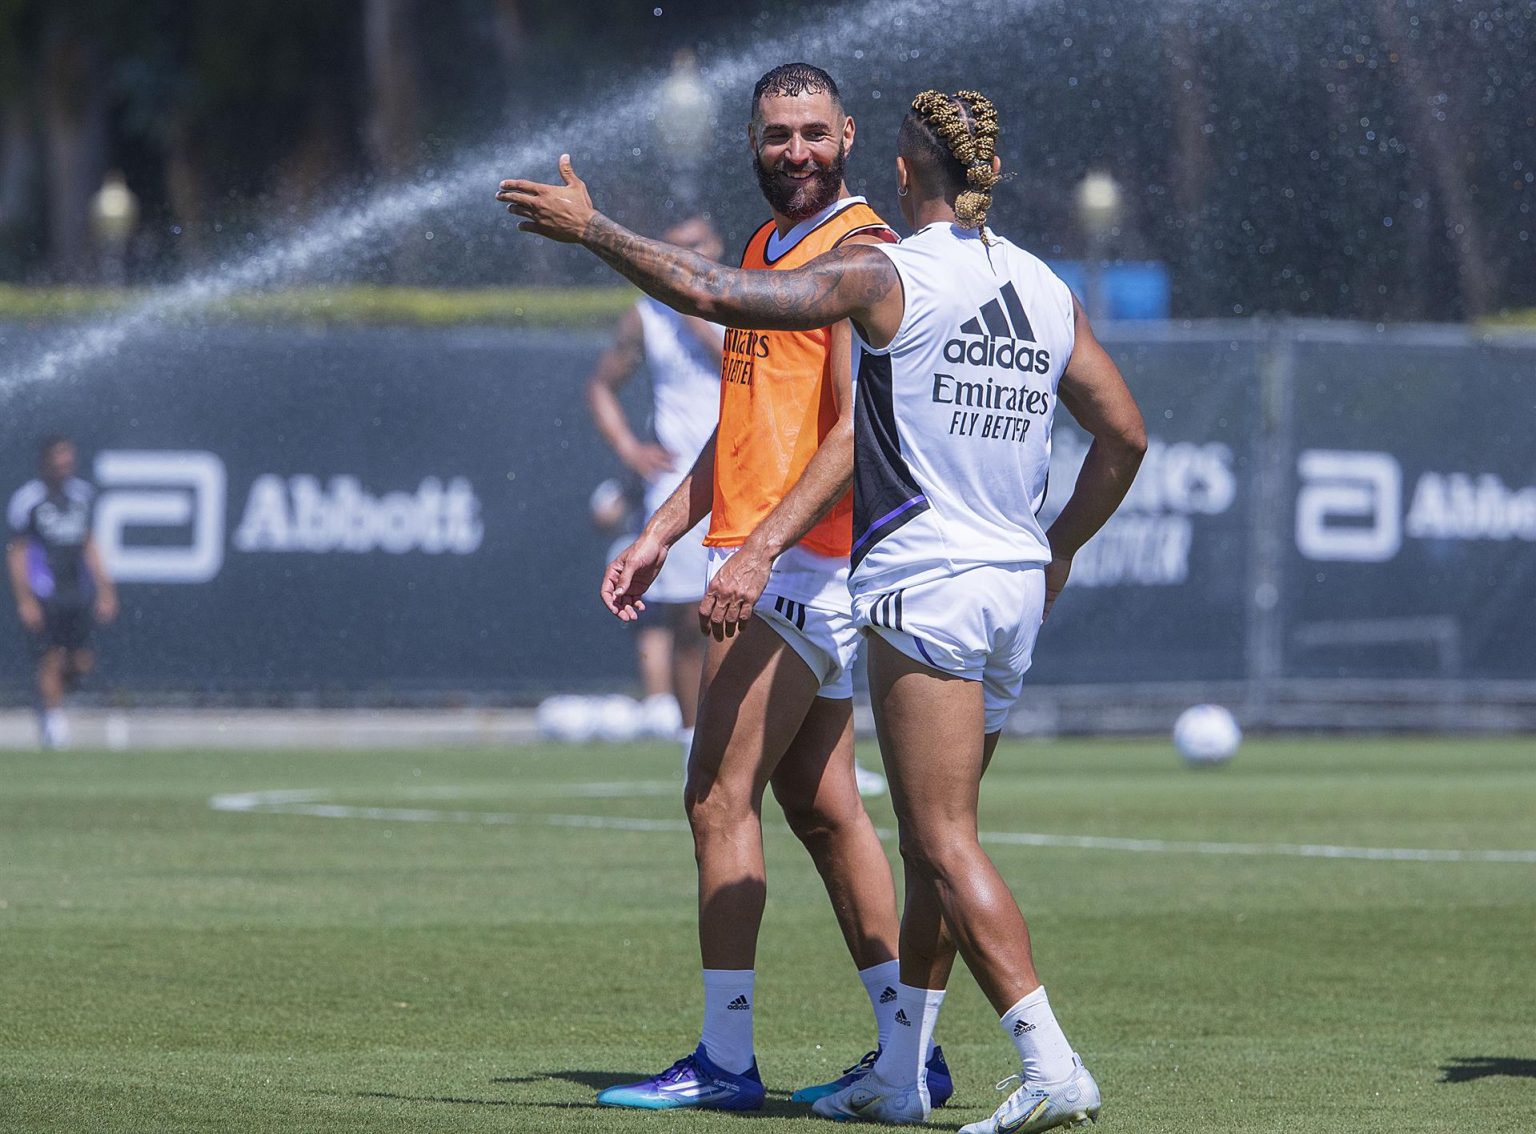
[634,296,723,466]
[706,196,896,557]
[850,222,1075,595]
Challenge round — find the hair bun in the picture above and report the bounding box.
[966,161,999,189]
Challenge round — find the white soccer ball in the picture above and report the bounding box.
[536,695,596,743]
[593,694,642,743]
[638,693,684,739]
[1173,703,1242,766]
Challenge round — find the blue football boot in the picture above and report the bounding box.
[595,1045,765,1111]
[792,1045,953,1107]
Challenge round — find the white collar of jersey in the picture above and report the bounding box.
[912,220,991,241]
[765,196,868,261]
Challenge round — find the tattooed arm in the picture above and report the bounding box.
[497,155,905,344]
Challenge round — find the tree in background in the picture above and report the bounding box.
[0,0,1528,318]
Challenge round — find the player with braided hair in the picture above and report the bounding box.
[904,89,1004,233]
[502,85,1145,1132]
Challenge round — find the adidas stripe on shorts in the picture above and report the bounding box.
[853,562,1045,732]
[706,544,859,699]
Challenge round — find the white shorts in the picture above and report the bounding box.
[853,563,1045,733]
[707,544,859,699]
[645,468,709,605]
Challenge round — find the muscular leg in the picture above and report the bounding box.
[870,635,1041,1012]
[895,731,1002,990]
[686,617,823,969]
[769,696,899,970]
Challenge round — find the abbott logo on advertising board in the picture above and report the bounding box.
[1294,451,1536,562]
[93,450,485,584]
[94,451,227,583]
[1295,450,1402,563]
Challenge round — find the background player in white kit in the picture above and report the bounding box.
[585,215,724,754]
[501,86,1146,1134]
[8,435,118,749]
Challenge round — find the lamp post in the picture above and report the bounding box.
[90,170,139,286]
[654,49,717,212]
[1074,170,1122,322]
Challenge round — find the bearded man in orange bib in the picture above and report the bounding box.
[579,64,952,1111]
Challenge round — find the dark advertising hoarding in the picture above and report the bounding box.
[2,321,1532,700]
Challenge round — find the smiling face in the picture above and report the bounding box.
[749,90,855,223]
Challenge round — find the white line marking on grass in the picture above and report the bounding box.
[208,787,1536,864]
[976,830,1536,863]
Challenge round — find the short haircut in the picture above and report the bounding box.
[37,434,72,462]
[751,62,843,119]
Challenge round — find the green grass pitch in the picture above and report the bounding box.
[2,736,1533,1132]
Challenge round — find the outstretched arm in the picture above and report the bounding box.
[497,156,902,337]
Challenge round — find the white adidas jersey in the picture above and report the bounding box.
[850,222,1075,595]
[634,296,724,464]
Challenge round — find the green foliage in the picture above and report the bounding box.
[0,283,636,327]
[1,737,1532,1131]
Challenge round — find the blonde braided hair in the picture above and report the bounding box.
[908,89,1002,233]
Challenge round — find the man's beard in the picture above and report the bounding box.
[754,143,847,221]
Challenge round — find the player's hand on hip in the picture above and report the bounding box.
[17,597,43,634]
[496,155,594,243]
[601,535,666,621]
[623,442,677,481]
[1042,554,1072,622]
[698,548,770,641]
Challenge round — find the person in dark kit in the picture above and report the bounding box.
[7,435,117,748]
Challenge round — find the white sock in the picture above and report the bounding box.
[872,983,946,1087]
[41,708,69,749]
[858,960,901,1049]
[699,969,755,1074]
[1000,986,1075,1084]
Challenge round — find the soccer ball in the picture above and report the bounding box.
[638,693,684,739]
[536,695,596,743]
[1172,703,1241,766]
[592,694,642,743]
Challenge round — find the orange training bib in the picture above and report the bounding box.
[706,199,895,557]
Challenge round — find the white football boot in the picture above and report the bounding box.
[811,1068,930,1124]
[958,1055,1100,1134]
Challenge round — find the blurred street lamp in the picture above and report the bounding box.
[654,49,718,211]
[90,170,139,286]
[1074,170,1123,322]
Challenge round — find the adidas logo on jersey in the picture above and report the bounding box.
[727,995,751,1011]
[943,281,1051,374]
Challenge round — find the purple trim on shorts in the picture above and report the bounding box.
[913,635,938,668]
[851,494,928,554]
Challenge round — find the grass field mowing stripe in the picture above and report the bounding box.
[210,787,1536,864]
